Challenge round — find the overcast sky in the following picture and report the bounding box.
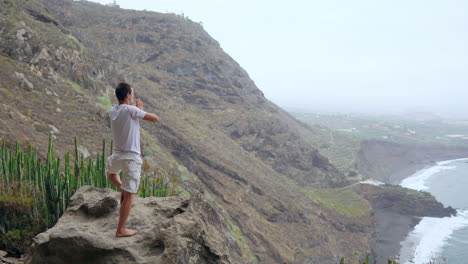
[90,0,468,118]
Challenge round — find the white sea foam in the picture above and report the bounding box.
[399,158,468,191]
[399,157,468,264]
[400,210,468,264]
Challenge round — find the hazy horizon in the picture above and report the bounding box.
[90,0,468,119]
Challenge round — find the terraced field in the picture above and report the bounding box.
[291,110,468,176]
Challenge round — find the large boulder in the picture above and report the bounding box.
[26,186,243,264]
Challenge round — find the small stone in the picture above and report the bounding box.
[14,72,24,79]
[56,108,61,113]
[0,249,7,257]
[53,91,58,97]
[14,72,33,91]
[25,79,33,90]
[47,67,59,83]
[1,257,20,264]
[48,124,59,134]
[16,29,26,42]
[77,146,90,159]
[32,48,50,64]
[56,99,61,104]
[46,90,52,96]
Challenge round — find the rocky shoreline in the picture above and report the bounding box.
[357,182,456,263]
[368,211,420,263]
[353,140,468,262]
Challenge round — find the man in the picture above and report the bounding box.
[106,82,159,237]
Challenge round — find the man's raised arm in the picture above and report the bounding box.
[143,113,159,122]
[136,99,159,122]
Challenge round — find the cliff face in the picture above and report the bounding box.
[356,140,468,184]
[0,0,456,263]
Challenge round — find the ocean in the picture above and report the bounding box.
[399,158,468,264]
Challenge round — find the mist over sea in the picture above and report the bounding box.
[399,158,468,264]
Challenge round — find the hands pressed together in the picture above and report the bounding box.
[136,99,144,110]
[135,98,159,122]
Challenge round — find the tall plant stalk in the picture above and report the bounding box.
[0,134,178,233]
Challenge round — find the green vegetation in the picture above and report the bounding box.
[296,121,362,174]
[67,80,83,94]
[0,87,14,100]
[298,187,370,216]
[96,91,113,110]
[291,110,468,175]
[139,166,179,198]
[67,34,83,49]
[292,111,468,148]
[226,218,258,264]
[0,135,179,255]
[382,183,432,197]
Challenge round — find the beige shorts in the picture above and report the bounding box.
[106,151,143,194]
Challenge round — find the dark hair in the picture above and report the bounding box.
[115,82,132,102]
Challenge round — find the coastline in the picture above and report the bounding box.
[367,157,468,262]
[386,160,436,185]
[369,211,421,263]
[389,157,468,185]
[398,158,468,264]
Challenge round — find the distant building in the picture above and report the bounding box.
[360,178,384,186]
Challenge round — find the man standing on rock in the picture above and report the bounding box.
[106,82,159,237]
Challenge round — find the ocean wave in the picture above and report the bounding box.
[399,158,468,191]
[398,157,468,264]
[400,209,468,264]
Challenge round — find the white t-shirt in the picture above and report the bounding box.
[109,104,147,155]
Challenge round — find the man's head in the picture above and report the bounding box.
[115,82,134,104]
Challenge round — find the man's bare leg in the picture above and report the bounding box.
[116,190,138,237]
[107,173,122,189]
[107,173,124,204]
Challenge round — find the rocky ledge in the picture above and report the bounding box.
[356,184,456,263]
[24,186,243,264]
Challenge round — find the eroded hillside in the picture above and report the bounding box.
[0,1,452,263]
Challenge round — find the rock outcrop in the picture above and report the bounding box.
[26,186,243,264]
[357,184,456,264]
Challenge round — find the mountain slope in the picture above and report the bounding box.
[0,0,416,262]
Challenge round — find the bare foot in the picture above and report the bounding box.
[116,228,138,237]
